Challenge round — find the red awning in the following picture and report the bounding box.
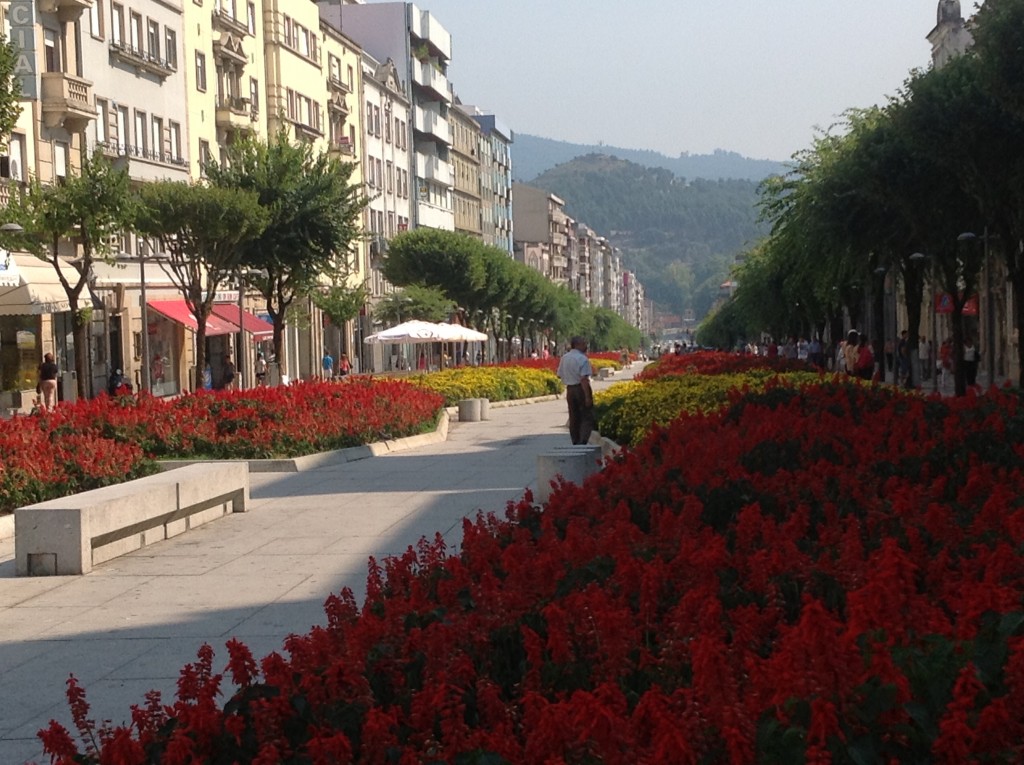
[211,303,275,339]
[147,301,241,337]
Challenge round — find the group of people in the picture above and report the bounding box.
[320,350,352,380]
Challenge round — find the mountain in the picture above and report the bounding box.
[529,153,770,321]
[512,133,788,184]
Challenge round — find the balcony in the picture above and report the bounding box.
[215,96,255,134]
[408,9,451,60]
[212,7,250,37]
[413,104,450,144]
[38,0,91,23]
[40,72,96,132]
[411,61,450,102]
[327,136,355,158]
[109,40,174,78]
[327,74,350,97]
[416,153,452,187]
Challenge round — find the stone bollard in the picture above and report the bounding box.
[476,397,490,420]
[458,398,481,422]
[536,446,603,505]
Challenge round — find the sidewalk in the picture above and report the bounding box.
[0,367,637,765]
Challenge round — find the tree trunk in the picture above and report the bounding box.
[73,313,90,399]
[1012,269,1024,388]
[951,304,967,397]
[904,274,924,389]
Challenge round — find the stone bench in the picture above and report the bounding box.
[15,462,249,576]
[536,444,604,505]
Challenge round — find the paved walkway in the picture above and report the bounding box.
[0,368,639,765]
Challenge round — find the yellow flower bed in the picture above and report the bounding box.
[412,366,563,406]
[591,358,620,373]
[594,371,827,446]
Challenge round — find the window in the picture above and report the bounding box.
[347,64,354,90]
[94,99,108,144]
[111,4,124,46]
[283,16,292,46]
[195,52,207,91]
[373,105,380,136]
[164,29,177,69]
[247,3,256,35]
[54,141,69,181]
[147,20,160,61]
[198,139,212,175]
[134,111,147,154]
[386,161,393,193]
[151,117,163,160]
[116,105,129,150]
[394,116,400,145]
[365,101,372,134]
[129,12,142,53]
[43,29,60,73]
[88,3,103,38]
[366,158,374,187]
[169,121,182,161]
[329,54,341,84]
[249,77,259,112]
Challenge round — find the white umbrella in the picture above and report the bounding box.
[364,319,449,343]
[436,322,488,342]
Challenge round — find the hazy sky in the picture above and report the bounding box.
[410,0,950,162]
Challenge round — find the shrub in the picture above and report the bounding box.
[43,381,1024,764]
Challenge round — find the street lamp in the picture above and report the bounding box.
[909,251,928,389]
[235,268,265,390]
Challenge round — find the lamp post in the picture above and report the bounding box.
[140,252,151,393]
[909,251,928,389]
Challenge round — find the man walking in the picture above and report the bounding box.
[556,336,595,445]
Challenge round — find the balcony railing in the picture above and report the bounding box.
[109,39,175,78]
[328,137,355,156]
[40,71,96,132]
[212,7,250,37]
[215,96,255,133]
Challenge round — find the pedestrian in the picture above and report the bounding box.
[855,336,875,381]
[843,330,860,376]
[322,350,334,380]
[897,330,910,384]
[221,353,236,390]
[37,352,59,410]
[555,335,595,445]
[963,337,979,387]
[338,352,351,377]
[254,351,268,386]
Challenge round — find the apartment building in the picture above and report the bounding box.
[320,18,366,366]
[512,182,569,285]
[470,111,513,255]
[320,1,454,231]
[185,0,268,177]
[263,0,327,151]
[449,99,481,240]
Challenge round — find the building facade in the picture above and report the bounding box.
[321,1,454,231]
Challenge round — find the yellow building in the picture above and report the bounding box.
[184,0,270,176]
[263,0,327,151]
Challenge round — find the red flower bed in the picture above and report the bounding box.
[0,379,443,515]
[41,381,1024,763]
[639,350,814,380]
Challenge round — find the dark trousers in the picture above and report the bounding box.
[566,385,594,445]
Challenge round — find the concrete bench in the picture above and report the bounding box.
[536,444,604,505]
[15,462,249,576]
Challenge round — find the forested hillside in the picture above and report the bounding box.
[531,154,770,320]
[514,133,787,184]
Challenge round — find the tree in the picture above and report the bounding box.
[373,285,454,325]
[8,150,134,398]
[381,229,487,311]
[0,31,23,150]
[205,131,367,374]
[134,182,268,384]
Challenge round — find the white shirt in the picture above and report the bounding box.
[556,348,593,386]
